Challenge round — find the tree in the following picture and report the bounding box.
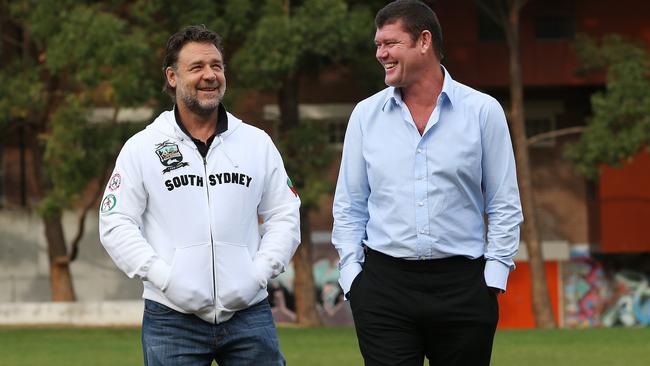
[231,0,373,326]
[1,0,369,309]
[474,0,556,328]
[0,0,155,301]
[0,0,259,302]
[566,35,650,178]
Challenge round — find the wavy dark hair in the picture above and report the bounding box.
[162,25,224,98]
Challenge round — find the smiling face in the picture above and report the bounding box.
[375,20,430,89]
[166,42,226,116]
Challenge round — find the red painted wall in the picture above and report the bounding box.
[497,261,561,329]
[435,0,650,88]
[599,150,650,252]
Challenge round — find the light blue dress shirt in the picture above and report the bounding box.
[332,67,523,295]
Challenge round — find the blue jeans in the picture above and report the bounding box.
[142,299,285,366]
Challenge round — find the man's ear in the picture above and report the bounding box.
[420,30,432,55]
[165,67,177,88]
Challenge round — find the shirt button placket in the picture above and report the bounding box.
[414,145,429,257]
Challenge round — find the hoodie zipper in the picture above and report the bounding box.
[171,115,219,323]
[202,154,218,324]
[174,121,221,323]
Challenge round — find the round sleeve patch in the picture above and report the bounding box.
[108,173,122,191]
[100,194,117,213]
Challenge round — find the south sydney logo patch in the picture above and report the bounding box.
[155,140,189,174]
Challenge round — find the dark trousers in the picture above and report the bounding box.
[349,248,499,366]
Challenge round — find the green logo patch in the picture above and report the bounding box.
[101,194,117,213]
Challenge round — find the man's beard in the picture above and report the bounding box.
[180,91,222,117]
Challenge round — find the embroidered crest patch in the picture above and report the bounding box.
[155,140,189,174]
[108,173,121,191]
[101,194,117,213]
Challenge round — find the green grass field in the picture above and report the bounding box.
[0,326,649,365]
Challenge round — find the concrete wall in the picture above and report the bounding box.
[0,209,142,303]
[0,301,143,326]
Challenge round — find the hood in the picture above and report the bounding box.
[147,107,243,142]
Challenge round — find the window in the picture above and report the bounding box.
[535,16,575,40]
[525,101,564,148]
[326,120,348,146]
[477,5,505,42]
[531,0,576,41]
[504,100,564,148]
[525,117,557,148]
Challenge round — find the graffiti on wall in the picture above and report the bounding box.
[563,258,650,328]
[601,271,650,327]
[271,250,650,328]
[563,258,610,327]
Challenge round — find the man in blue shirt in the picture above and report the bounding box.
[332,1,523,365]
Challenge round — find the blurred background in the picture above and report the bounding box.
[0,0,649,332]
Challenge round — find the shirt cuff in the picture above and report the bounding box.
[146,258,171,291]
[338,262,363,296]
[484,259,511,292]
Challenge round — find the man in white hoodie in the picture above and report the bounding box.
[99,25,300,366]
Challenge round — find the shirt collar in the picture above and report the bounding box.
[173,103,229,139]
[380,65,456,112]
[381,87,401,112]
[439,65,456,109]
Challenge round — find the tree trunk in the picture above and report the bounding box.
[278,73,300,132]
[44,212,76,301]
[16,17,77,302]
[293,210,323,326]
[505,4,555,328]
[277,72,322,326]
[31,128,76,301]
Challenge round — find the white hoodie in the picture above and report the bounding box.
[99,109,300,324]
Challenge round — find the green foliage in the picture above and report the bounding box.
[0,65,45,124]
[128,0,254,41]
[211,0,256,40]
[0,0,377,220]
[566,35,650,179]
[39,96,142,219]
[231,0,374,212]
[277,123,335,211]
[232,0,373,90]
[1,0,160,217]
[126,0,257,109]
